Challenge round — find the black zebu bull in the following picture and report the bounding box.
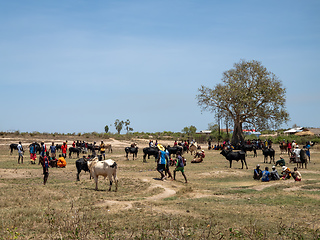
[9,143,18,154]
[262,147,275,164]
[69,147,81,158]
[220,149,248,169]
[125,147,138,160]
[238,144,257,157]
[297,149,308,169]
[143,147,159,162]
[75,157,90,181]
[56,144,62,152]
[166,146,183,157]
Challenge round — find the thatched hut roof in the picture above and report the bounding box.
[294,130,315,136]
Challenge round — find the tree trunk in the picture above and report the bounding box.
[231,121,244,146]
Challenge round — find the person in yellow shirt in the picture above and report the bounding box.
[57,154,67,168]
[100,141,106,160]
[281,166,291,180]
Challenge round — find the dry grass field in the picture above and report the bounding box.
[0,136,319,239]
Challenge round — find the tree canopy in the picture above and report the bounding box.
[197,59,290,145]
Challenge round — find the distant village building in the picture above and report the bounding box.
[284,127,319,136]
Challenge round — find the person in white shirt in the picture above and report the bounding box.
[17,141,24,164]
[293,145,301,163]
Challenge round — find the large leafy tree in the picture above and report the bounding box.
[197,60,289,145]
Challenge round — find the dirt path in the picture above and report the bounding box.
[95,177,177,211]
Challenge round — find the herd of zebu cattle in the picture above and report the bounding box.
[8,140,313,190]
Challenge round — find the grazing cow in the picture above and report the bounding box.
[104,144,112,153]
[75,156,90,181]
[262,147,275,164]
[240,144,257,157]
[69,147,81,158]
[9,143,18,154]
[189,144,197,155]
[220,149,248,169]
[166,146,183,157]
[56,144,62,152]
[191,156,204,163]
[87,158,118,191]
[279,142,288,154]
[143,147,159,162]
[297,149,308,169]
[125,146,138,160]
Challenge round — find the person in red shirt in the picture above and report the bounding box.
[287,140,292,155]
[61,142,68,159]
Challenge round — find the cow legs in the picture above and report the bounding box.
[229,160,232,168]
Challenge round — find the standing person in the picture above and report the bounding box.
[293,145,301,163]
[29,143,37,164]
[173,151,187,183]
[287,140,292,155]
[49,142,56,159]
[156,144,167,180]
[39,142,46,165]
[261,167,270,182]
[164,148,173,179]
[292,167,302,181]
[100,141,106,160]
[253,164,262,180]
[92,142,97,156]
[17,141,24,164]
[61,142,67,159]
[305,142,311,162]
[42,154,49,185]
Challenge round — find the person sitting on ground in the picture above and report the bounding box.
[261,167,270,182]
[281,166,291,180]
[253,164,262,180]
[49,156,58,168]
[173,151,187,183]
[270,166,280,180]
[292,167,302,181]
[275,157,286,167]
[57,154,67,168]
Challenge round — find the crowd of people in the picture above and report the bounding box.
[14,138,310,186]
[253,164,302,182]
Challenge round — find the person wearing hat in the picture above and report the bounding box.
[253,164,262,180]
[281,166,291,180]
[270,166,280,181]
[293,145,301,163]
[270,166,280,180]
[156,144,168,180]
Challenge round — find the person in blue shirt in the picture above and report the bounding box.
[261,167,270,182]
[305,142,311,162]
[156,144,167,180]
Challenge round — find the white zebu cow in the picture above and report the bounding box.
[87,157,118,191]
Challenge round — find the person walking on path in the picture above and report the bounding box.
[17,141,24,164]
[173,151,187,183]
[156,144,167,180]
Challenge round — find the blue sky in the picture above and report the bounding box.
[0,1,319,134]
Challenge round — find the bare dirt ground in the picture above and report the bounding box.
[1,135,320,238]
